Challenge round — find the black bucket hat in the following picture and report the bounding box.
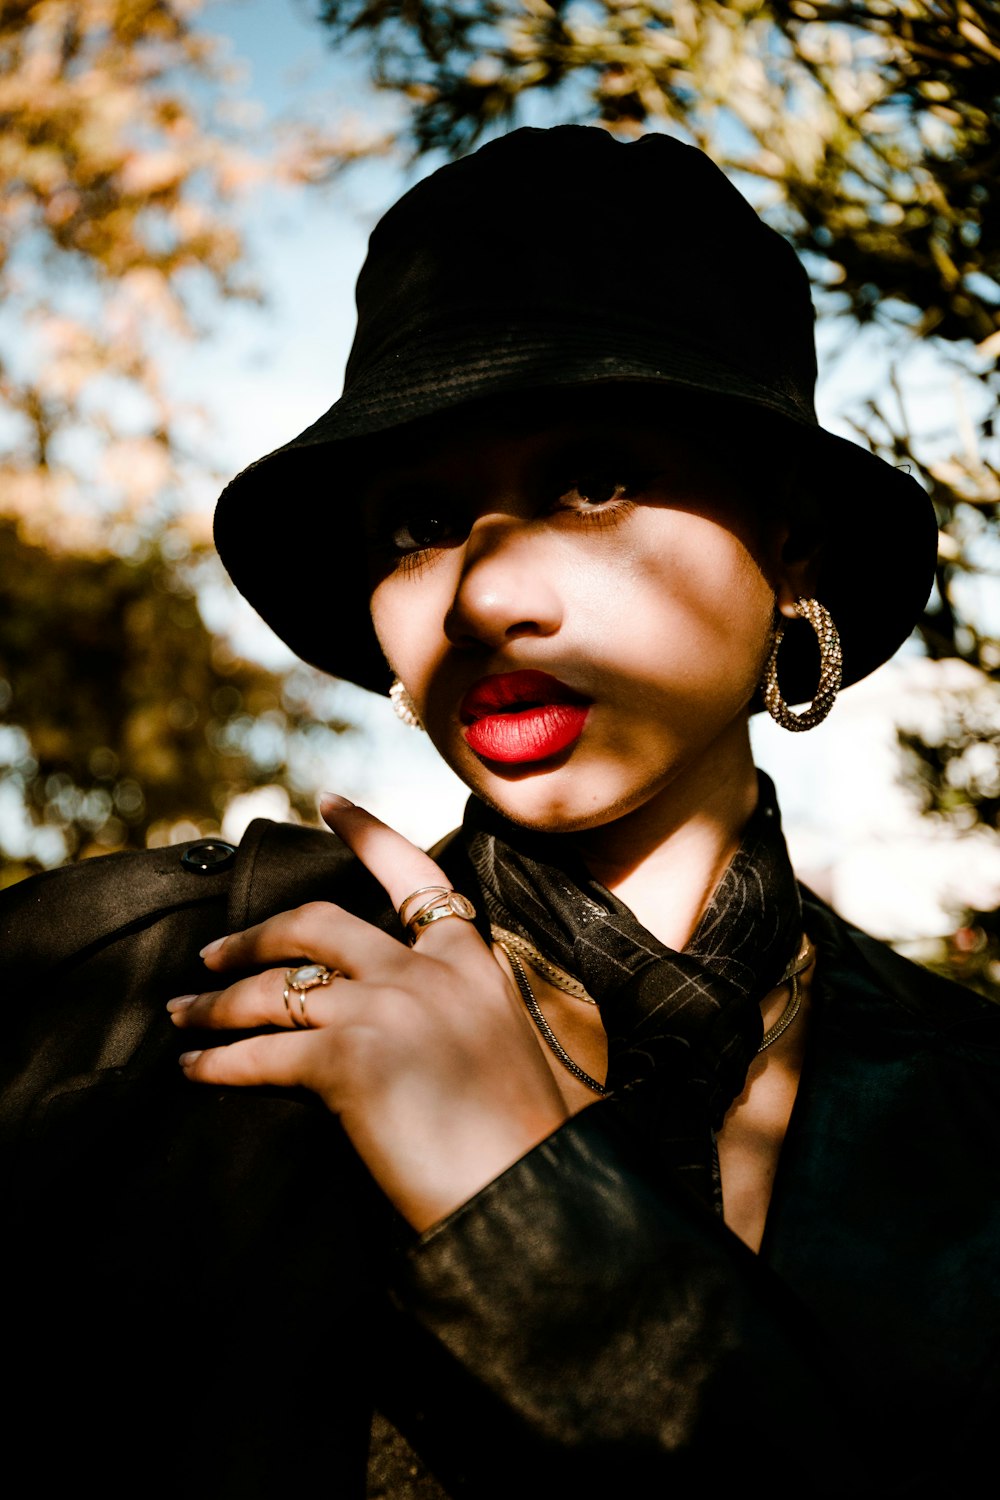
[214,124,938,705]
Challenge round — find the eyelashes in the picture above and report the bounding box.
[372,460,654,570]
[556,475,637,514]
[385,490,635,567]
[394,548,437,578]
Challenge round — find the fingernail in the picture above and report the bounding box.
[166,994,198,1013]
[319,792,355,812]
[199,937,224,959]
[178,1051,203,1067]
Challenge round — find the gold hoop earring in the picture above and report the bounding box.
[763,597,843,732]
[389,679,423,729]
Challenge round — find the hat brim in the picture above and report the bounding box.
[214,356,938,709]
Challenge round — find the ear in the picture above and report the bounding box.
[772,529,822,620]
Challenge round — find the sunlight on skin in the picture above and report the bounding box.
[173,796,571,1231]
[172,404,816,1240]
[365,409,813,949]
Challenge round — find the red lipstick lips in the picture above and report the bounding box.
[460,670,591,764]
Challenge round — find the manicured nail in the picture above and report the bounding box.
[199,937,224,959]
[166,994,198,1013]
[319,792,355,812]
[178,1051,203,1067]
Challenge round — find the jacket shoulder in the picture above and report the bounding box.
[0,818,383,981]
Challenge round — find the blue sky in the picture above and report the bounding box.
[174,3,397,489]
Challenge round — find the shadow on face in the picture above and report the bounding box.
[355,384,823,836]
[350,382,825,576]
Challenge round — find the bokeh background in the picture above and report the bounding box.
[2,0,999,996]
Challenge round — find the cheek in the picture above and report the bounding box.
[369,577,424,677]
[369,571,454,699]
[368,580,399,669]
[596,517,775,704]
[672,533,773,656]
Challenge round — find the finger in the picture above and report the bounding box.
[168,966,353,1032]
[319,793,482,943]
[199,899,408,976]
[179,1029,337,1092]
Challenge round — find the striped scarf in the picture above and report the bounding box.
[463,772,802,1212]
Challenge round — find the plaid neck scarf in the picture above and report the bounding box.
[463,772,802,1213]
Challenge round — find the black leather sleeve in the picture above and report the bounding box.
[389,1101,884,1498]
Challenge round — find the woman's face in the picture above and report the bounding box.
[362,400,792,833]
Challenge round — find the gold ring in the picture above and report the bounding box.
[283,963,337,1028]
[400,889,477,946]
[398,886,452,926]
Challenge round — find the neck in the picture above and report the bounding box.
[568,719,761,951]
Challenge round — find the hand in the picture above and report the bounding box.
[168,794,570,1231]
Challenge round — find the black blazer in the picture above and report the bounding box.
[2,819,998,1498]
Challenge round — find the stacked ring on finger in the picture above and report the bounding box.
[283,963,339,1028]
[398,885,477,946]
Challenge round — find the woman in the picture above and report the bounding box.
[2,126,997,1498]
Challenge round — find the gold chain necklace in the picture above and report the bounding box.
[497,931,814,1093]
[491,925,597,1002]
[499,942,607,1095]
[758,935,814,1056]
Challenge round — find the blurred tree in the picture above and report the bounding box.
[317,1,1000,343]
[0,0,359,879]
[0,517,355,885]
[315,0,1000,984]
[0,0,258,533]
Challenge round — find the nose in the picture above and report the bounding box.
[444,514,564,653]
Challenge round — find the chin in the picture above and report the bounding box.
[437,720,726,833]
[466,761,662,835]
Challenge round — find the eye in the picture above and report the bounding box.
[389,512,458,553]
[370,482,465,558]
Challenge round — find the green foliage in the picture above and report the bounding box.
[0,1,353,877]
[0,0,259,528]
[898,670,1000,831]
[0,520,346,882]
